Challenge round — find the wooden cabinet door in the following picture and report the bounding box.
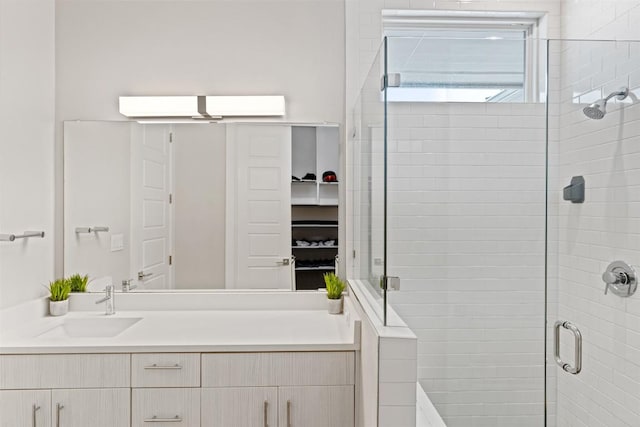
[278,386,354,427]
[51,388,130,427]
[201,387,277,427]
[0,390,51,427]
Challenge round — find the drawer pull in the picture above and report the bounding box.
[287,400,292,427]
[263,400,269,427]
[144,363,182,370]
[144,415,182,423]
[32,404,40,427]
[56,404,64,427]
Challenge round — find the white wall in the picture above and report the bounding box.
[63,122,132,288]
[0,0,55,309]
[55,0,346,277]
[553,3,640,426]
[385,102,547,427]
[561,0,640,40]
[173,124,226,289]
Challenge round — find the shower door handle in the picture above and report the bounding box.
[554,320,582,374]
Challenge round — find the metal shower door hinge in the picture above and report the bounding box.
[381,275,400,291]
[380,73,402,90]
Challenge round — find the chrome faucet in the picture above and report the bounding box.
[122,278,137,292]
[95,284,115,315]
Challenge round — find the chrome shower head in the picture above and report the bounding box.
[583,87,629,120]
[583,101,606,120]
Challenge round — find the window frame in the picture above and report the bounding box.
[382,10,546,103]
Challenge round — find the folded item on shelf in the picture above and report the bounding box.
[292,239,338,247]
[322,171,338,182]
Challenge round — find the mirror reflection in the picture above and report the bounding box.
[64,121,340,292]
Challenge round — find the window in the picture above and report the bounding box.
[383,10,546,103]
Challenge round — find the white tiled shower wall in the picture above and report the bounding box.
[553,2,640,427]
[385,102,547,427]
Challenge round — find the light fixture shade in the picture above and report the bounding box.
[119,96,199,117]
[118,95,286,119]
[205,96,285,116]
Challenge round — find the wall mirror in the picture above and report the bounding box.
[64,121,340,292]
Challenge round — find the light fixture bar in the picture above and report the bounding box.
[119,96,199,118]
[205,96,285,116]
[119,95,285,119]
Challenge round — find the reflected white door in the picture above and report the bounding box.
[226,124,292,289]
[131,124,172,289]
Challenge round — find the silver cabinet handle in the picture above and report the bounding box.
[56,404,64,427]
[138,271,153,280]
[32,404,40,427]
[144,415,182,422]
[263,400,269,427]
[554,320,582,374]
[287,400,292,427]
[144,363,182,370]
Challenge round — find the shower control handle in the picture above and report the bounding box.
[602,261,637,297]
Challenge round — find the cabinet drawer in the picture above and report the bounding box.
[132,388,200,427]
[0,354,130,389]
[202,352,355,387]
[131,353,200,387]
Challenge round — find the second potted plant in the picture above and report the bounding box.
[324,272,345,315]
[48,278,71,316]
[68,273,89,293]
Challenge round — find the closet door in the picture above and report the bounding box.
[226,124,292,289]
[130,124,173,290]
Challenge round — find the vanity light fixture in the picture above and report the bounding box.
[118,95,286,121]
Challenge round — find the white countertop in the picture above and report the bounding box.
[0,295,360,354]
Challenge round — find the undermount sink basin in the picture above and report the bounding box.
[38,317,142,339]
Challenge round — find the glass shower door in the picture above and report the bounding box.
[546,39,640,427]
[351,39,388,323]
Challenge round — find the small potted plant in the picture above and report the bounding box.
[68,273,89,293]
[324,272,345,315]
[48,278,71,316]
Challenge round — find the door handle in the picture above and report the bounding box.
[276,258,290,266]
[287,400,292,427]
[554,320,582,374]
[138,271,153,280]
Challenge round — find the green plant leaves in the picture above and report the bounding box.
[323,272,345,299]
[49,278,71,301]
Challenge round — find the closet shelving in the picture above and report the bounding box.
[291,125,339,291]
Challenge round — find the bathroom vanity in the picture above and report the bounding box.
[0,294,360,427]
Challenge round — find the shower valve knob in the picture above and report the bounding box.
[602,261,637,297]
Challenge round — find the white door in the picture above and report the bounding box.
[278,386,354,427]
[51,389,130,427]
[131,124,173,289]
[226,124,292,289]
[201,387,278,427]
[0,390,51,427]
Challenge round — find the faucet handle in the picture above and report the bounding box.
[122,278,137,292]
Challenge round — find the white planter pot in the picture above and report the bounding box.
[49,299,69,316]
[327,296,344,315]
